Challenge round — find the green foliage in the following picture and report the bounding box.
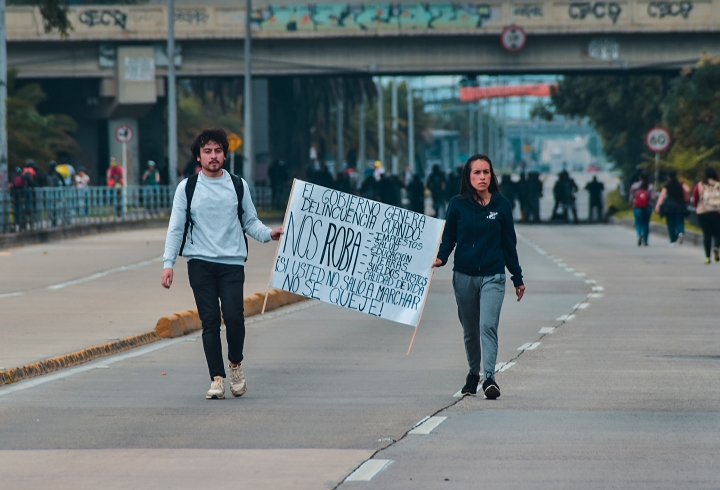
[539,75,665,179]
[6,70,79,168]
[658,144,720,182]
[663,55,720,150]
[605,188,630,215]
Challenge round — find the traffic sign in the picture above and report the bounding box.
[645,127,671,153]
[115,125,134,144]
[228,132,242,153]
[500,25,527,53]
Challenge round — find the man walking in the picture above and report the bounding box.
[161,128,283,399]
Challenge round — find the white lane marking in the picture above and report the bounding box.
[557,263,567,267]
[518,342,533,351]
[0,292,24,298]
[593,285,605,292]
[564,267,575,272]
[527,342,541,350]
[345,460,394,482]
[96,366,110,369]
[497,362,515,372]
[573,303,589,309]
[574,272,587,277]
[0,336,190,397]
[556,314,576,321]
[409,416,447,435]
[589,293,604,298]
[552,258,562,262]
[453,389,463,398]
[47,257,162,290]
[0,302,317,397]
[411,416,430,428]
[539,327,555,334]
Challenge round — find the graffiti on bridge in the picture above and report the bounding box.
[568,2,622,24]
[514,4,544,18]
[647,1,693,19]
[78,9,128,29]
[250,3,494,32]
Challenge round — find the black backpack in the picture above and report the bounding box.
[179,172,248,257]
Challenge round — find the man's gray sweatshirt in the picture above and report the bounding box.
[163,170,272,269]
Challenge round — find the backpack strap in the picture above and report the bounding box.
[229,173,249,258]
[178,173,199,257]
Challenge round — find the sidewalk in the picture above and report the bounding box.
[0,224,281,371]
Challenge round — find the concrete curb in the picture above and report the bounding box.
[0,289,307,386]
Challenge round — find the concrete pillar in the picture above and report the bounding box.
[359,91,366,174]
[391,78,398,174]
[468,105,475,156]
[108,118,140,185]
[376,77,384,166]
[252,78,270,182]
[336,87,343,173]
[406,78,415,173]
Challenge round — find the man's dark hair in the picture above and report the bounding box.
[191,128,229,160]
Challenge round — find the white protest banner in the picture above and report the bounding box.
[269,179,444,327]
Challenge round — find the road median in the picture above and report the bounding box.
[0,288,305,386]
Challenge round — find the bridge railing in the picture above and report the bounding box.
[0,185,274,234]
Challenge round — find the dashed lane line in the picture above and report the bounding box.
[409,416,447,435]
[344,460,394,482]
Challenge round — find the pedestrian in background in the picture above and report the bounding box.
[630,171,654,246]
[692,167,720,264]
[525,171,543,223]
[585,176,605,222]
[162,128,283,400]
[426,164,447,218]
[655,170,690,246]
[407,173,425,214]
[142,161,160,187]
[433,154,525,400]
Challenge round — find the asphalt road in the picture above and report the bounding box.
[2,194,718,488]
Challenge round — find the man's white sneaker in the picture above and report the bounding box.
[229,364,247,397]
[206,376,225,399]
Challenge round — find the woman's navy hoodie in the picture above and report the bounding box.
[437,193,524,287]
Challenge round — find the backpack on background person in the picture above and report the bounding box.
[633,188,651,209]
[701,182,720,212]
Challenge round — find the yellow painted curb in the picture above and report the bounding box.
[152,288,307,339]
[0,288,308,386]
[0,332,159,386]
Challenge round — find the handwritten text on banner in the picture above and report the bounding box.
[270,180,444,326]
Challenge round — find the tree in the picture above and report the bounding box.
[663,55,720,152]
[7,70,78,168]
[660,55,720,181]
[533,75,665,178]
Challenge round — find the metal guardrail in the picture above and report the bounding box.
[0,185,274,234]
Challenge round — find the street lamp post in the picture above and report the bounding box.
[167,0,177,186]
[243,0,253,188]
[0,0,8,191]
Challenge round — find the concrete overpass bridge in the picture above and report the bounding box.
[5,0,719,185]
[8,0,720,79]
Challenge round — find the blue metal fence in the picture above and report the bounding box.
[0,185,273,234]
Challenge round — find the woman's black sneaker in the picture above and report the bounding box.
[461,373,480,396]
[482,378,501,399]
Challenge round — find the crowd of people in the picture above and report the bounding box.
[630,168,720,264]
[7,159,90,231]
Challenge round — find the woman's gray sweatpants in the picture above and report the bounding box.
[453,272,506,379]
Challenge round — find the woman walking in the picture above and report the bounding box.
[629,172,654,246]
[692,167,720,264]
[655,170,690,245]
[433,155,525,399]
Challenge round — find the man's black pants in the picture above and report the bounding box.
[187,259,245,380]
